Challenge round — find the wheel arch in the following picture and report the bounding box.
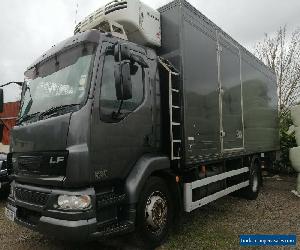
[125,154,182,213]
[125,154,170,204]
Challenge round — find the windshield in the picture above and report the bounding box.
[20,43,96,118]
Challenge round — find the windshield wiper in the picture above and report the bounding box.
[39,104,80,119]
[17,112,40,124]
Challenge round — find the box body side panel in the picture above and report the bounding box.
[158,2,181,69]
[241,53,280,152]
[159,0,279,166]
[181,7,221,164]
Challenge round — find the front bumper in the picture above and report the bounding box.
[6,181,135,241]
[7,181,98,241]
[6,201,97,240]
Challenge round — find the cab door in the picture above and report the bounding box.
[90,42,154,181]
[218,34,244,152]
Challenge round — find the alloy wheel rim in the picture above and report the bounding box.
[145,191,168,234]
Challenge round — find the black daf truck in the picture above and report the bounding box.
[4,0,279,248]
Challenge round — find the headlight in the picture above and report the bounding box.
[57,195,91,210]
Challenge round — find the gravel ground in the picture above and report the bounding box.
[0,175,299,250]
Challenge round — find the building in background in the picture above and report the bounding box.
[0,102,20,152]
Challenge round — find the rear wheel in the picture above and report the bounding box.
[241,157,261,200]
[133,176,173,249]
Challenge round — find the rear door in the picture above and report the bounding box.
[218,34,244,151]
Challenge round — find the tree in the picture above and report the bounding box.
[255,26,300,171]
[255,26,300,119]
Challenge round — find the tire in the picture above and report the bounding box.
[133,177,173,249]
[240,157,261,200]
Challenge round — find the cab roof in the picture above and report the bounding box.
[27,30,101,70]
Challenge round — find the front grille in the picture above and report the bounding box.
[15,188,49,206]
[6,153,13,174]
[18,156,42,173]
[13,151,68,177]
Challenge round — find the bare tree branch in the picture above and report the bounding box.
[255,26,300,117]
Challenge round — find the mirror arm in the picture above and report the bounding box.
[111,99,125,120]
[129,54,148,68]
[106,42,118,56]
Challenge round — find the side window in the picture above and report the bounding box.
[100,54,144,120]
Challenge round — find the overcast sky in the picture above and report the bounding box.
[0,0,300,102]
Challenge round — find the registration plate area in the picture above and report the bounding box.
[5,207,16,222]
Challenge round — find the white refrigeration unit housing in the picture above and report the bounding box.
[74,0,161,47]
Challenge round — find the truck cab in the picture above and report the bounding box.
[6,29,168,242]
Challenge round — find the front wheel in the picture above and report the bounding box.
[133,176,173,249]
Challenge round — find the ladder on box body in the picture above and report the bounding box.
[158,57,181,161]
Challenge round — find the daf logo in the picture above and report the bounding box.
[49,157,65,164]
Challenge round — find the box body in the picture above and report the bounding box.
[158,0,279,165]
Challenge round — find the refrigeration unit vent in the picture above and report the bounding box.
[74,0,161,47]
[105,0,128,15]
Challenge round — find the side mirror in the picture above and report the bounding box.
[114,61,132,101]
[0,89,4,113]
[114,43,149,68]
[114,43,130,62]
